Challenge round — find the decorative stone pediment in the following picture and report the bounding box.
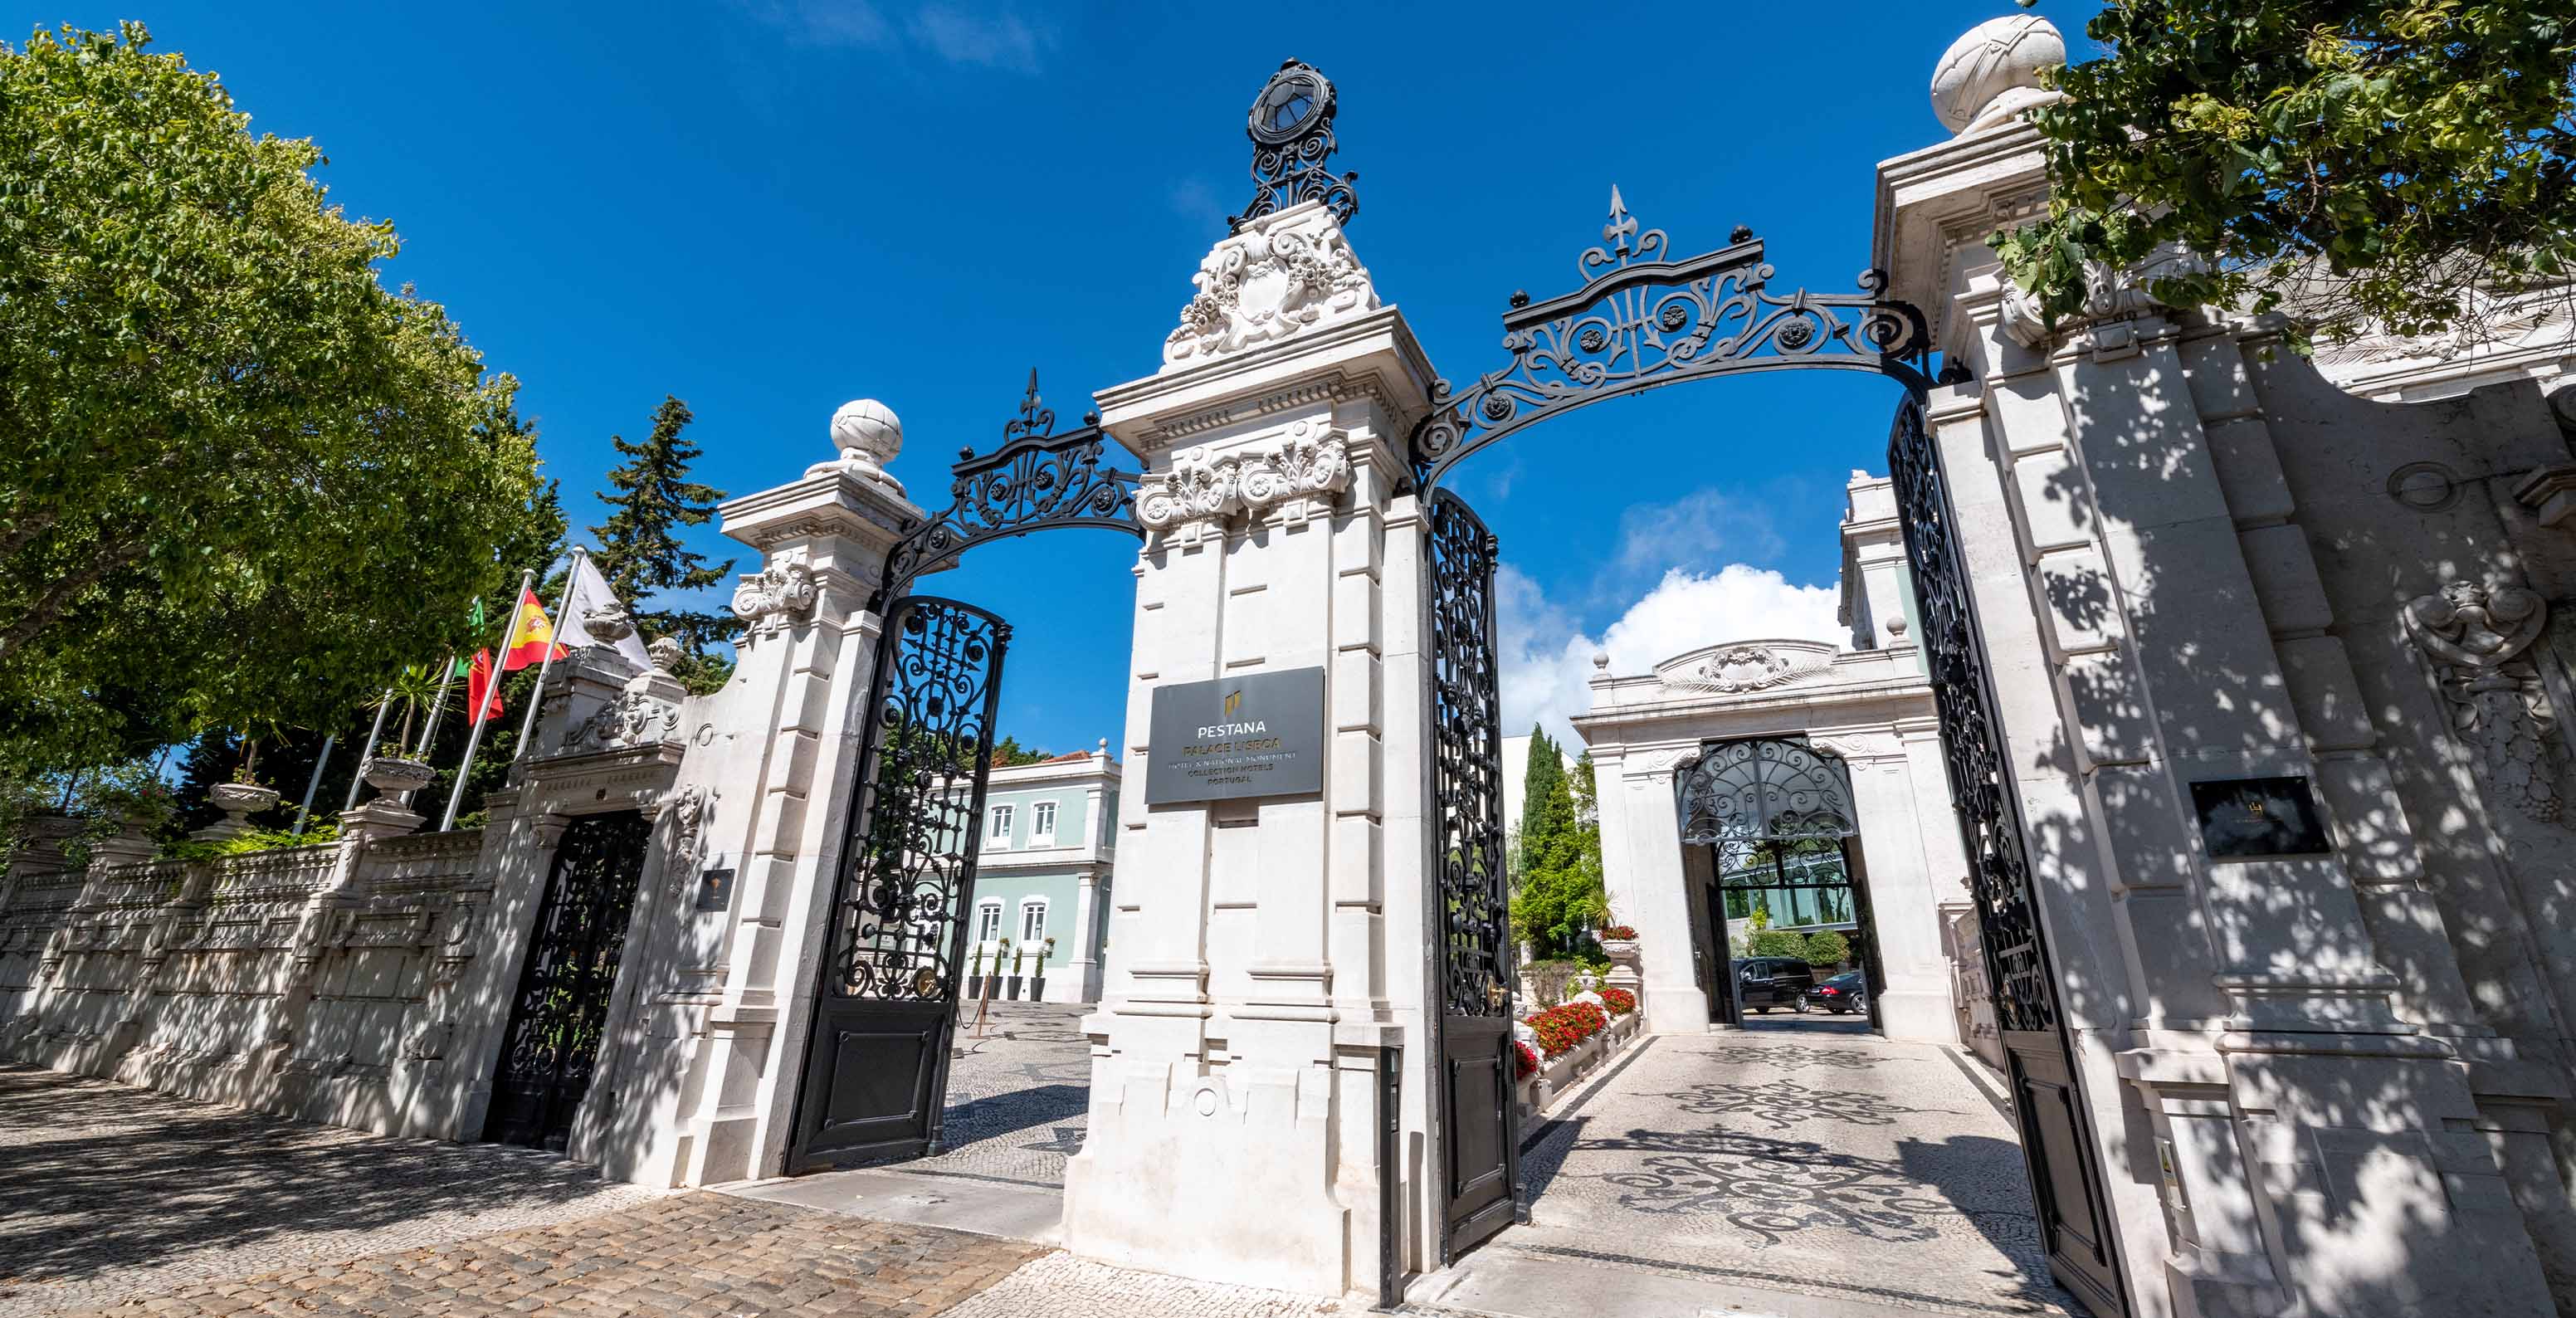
[1162,203,1379,370]
[1655,639,1837,695]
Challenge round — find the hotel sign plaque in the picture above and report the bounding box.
[1143,666,1327,804]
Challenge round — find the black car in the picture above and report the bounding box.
[1804,969,1869,1015]
[1734,956,1817,1013]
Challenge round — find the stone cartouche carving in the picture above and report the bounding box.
[1163,207,1379,368]
[1237,422,1352,526]
[1665,644,1830,694]
[1138,447,1242,549]
[663,786,710,898]
[731,559,817,629]
[563,689,681,754]
[2403,582,2564,821]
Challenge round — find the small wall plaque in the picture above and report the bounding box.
[695,866,735,912]
[1142,666,1327,804]
[2189,776,2330,860]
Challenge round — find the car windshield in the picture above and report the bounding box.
[1825,971,1864,989]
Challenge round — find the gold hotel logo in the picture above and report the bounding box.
[1223,689,1242,717]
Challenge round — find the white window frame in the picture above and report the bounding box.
[986,803,1013,849]
[1030,800,1057,847]
[1019,898,1048,945]
[974,899,1003,944]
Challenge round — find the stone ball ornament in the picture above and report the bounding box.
[1930,12,2066,135]
[813,398,905,489]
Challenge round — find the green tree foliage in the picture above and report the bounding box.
[1997,2,2576,349]
[1509,728,1608,959]
[989,736,1053,768]
[1749,930,1810,960]
[1803,929,1852,967]
[0,24,541,775]
[590,397,736,695]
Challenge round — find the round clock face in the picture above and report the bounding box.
[1249,66,1329,145]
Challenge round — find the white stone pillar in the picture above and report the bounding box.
[589,401,923,1189]
[1064,200,1432,1300]
[1603,749,1710,1035]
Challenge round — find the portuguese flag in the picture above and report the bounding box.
[499,587,565,671]
[463,650,504,723]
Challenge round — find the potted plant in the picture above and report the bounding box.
[1030,935,1057,1001]
[206,740,281,823]
[361,669,443,798]
[999,936,1020,1000]
[966,944,987,999]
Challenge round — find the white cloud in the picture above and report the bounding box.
[1499,563,1845,749]
[1609,487,1783,583]
[734,0,1051,72]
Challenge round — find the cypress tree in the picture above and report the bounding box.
[589,398,737,694]
[1510,727,1606,959]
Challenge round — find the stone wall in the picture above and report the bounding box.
[0,824,492,1140]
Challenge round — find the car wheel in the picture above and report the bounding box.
[1792,998,1807,1014]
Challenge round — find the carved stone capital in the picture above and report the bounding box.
[730,558,817,631]
[1137,447,1242,549]
[1998,249,2207,349]
[1237,422,1353,527]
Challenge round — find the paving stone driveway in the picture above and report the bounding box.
[1502,1019,2081,1317]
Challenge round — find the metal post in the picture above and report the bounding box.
[290,733,334,837]
[441,569,534,832]
[415,658,456,758]
[509,547,585,764]
[342,693,393,813]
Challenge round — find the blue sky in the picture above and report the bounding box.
[19,1,2090,753]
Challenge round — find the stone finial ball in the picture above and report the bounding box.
[830,398,903,470]
[1930,13,2065,134]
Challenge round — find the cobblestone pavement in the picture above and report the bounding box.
[1505,1019,2081,1317]
[0,1065,661,1317]
[41,1194,1040,1318]
[937,1252,1366,1318]
[905,1002,1090,1189]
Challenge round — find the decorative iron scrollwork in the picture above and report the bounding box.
[826,597,1007,1004]
[1425,491,1510,1018]
[1886,398,2059,1035]
[1410,189,1934,491]
[1232,59,1359,232]
[485,809,651,1151]
[874,371,1144,612]
[1676,740,1860,846]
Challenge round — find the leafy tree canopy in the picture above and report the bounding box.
[589,396,736,694]
[1998,2,2576,349]
[1510,729,1608,959]
[0,23,540,774]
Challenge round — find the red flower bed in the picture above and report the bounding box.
[1514,1040,1539,1080]
[1600,925,1638,940]
[1522,1001,1611,1057]
[1600,986,1637,1016]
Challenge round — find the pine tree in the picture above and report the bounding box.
[1509,727,1607,959]
[589,397,737,695]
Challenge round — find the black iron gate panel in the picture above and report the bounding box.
[1422,488,1518,1260]
[786,595,1007,1173]
[484,808,651,1152]
[1887,396,2129,1317]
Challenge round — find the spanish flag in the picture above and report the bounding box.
[499,587,566,671]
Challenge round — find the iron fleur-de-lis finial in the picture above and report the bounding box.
[1003,367,1055,444]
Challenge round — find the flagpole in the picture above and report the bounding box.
[442,569,534,832]
[343,691,394,813]
[290,734,335,837]
[415,657,456,758]
[510,547,586,764]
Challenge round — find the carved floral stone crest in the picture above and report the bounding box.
[1163,207,1379,368]
[2403,581,2565,821]
[1659,642,1832,694]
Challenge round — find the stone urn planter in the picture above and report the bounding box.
[196,782,281,841]
[363,755,437,798]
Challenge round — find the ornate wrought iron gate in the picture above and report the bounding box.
[1422,489,1518,1259]
[787,596,1009,1172]
[485,808,651,1151]
[1887,396,2127,1316]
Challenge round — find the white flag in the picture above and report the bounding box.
[554,554,654,670]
